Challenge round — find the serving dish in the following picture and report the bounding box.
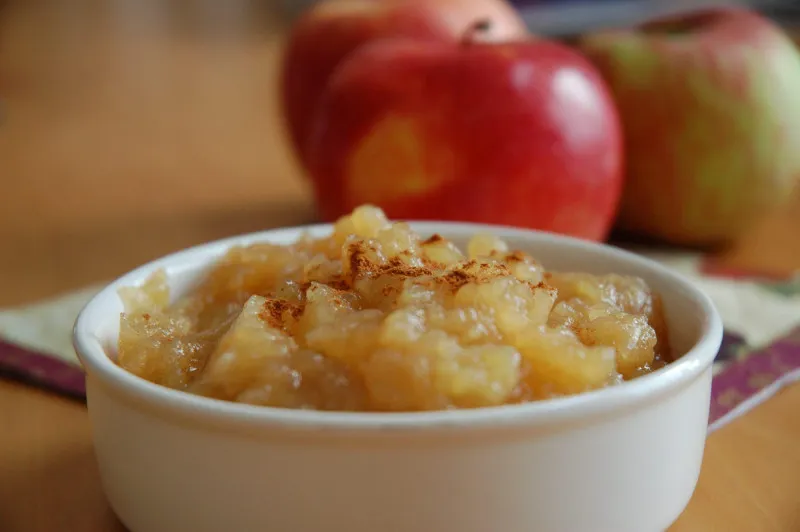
[73,221,722,532]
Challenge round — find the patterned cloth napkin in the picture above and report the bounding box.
[1,251,799,432]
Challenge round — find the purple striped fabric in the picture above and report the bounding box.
[710,327,800,425]
[0,340,85,398]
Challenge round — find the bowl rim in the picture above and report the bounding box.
[73,220,723,432]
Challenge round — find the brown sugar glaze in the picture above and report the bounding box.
[117,205,671,412]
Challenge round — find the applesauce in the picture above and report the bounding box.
[116,205,671,412]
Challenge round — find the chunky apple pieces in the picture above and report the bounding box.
[117,205,671,411]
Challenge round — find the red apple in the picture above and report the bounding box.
[280,0,528,165]
[305,25,624,241]
[579,8,800,246]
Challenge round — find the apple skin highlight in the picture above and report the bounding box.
[281,0,527,165]
[307,35,624,242]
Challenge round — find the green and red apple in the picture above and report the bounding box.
[579,8,800,246]
[304,24,625,240]
[281,0,528,163]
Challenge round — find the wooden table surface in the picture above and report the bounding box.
[1,2,799,531]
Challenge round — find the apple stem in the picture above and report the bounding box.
[461,19,492,46]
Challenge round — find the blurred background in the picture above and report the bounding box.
[281,0,795,34]
[1,0,798,306]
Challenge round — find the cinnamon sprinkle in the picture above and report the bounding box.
[505,250,527,263]
[258,298,303,330]
[421,234,445,245]
[530,281,558,299]
[346,241,433,281]
[310,238,559,301]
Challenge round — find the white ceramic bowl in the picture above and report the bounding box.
[74,222,722,532]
